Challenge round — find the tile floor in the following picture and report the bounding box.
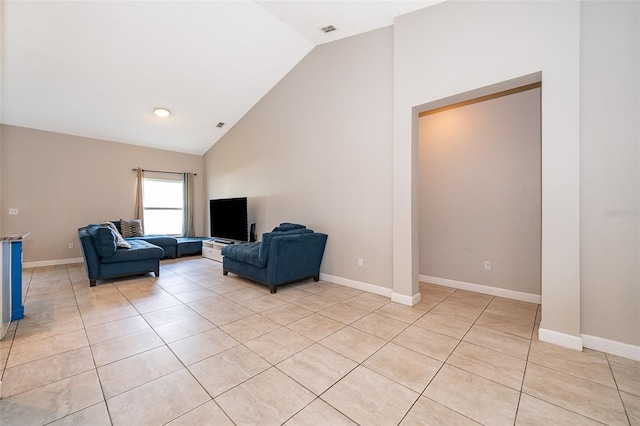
[0,257,638,425]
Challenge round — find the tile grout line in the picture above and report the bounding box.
[87,264,230,425]
[5,262,634,425]
[605,353,634,425]
[68,264,116,426]
[196,282,391,425]
[0,273,30,395]
[394,287,479,425]
[512,298,539,425]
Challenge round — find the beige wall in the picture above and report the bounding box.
[0,125,204,263]
[394,1,582,345]
[203,27,394,290]
[419,88,541,296]
[396,0,640,350]
[580,1,639,346]
[0,2,3,232]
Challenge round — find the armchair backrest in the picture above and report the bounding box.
[258,228,313,264]
[266,233,328,284]
[78,227,101,279]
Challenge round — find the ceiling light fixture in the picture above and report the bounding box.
[321,25,337,33]
[153,107,171,118]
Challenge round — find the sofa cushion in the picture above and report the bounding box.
[101,239,164,264]
[130,235,178,247]
[101,221,131,249]
[258,228,313,264]
[176,237,207,257]
[222,242,263,267]
[120,218,143,237]
[87,225,117,258]
[272,223,306,232]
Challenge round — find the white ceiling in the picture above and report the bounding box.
[1,1,443,155]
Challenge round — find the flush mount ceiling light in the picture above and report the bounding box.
[153,107,171,118]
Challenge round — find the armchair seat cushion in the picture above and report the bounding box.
[222,242,262,267]
[101,239,164,264]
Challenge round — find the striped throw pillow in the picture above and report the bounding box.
[119,218,143,237]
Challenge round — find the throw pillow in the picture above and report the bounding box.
[100,221,131,249]
[120,218,143,238]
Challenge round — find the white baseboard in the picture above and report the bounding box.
[419,274,541,304]
[320,273,421,307]
[391,291,422,307]
[581,334,640,361]
[23,257,84,268]
[538,327,583,351]
[319,273,393,298]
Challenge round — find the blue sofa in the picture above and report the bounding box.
[78,225,164,287]
[108,221,207,259]
[221,223,328,293]
[109,220,176,258]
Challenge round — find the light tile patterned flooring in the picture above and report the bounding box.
[0,257,638,425]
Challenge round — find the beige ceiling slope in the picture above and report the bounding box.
[256,1,444,45]
[1,0,443,155]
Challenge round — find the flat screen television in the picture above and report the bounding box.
[209,197,248,242]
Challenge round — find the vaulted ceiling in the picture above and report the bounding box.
[1,1,443,155]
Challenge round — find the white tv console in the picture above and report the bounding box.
[202,239,242,262]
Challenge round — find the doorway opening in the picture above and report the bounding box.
[417,82,542,302]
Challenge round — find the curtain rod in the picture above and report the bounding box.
[132,168,197,176]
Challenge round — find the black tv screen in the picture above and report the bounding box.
[209,197,248,241]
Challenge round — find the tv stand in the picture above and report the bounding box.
[203,238,244,262]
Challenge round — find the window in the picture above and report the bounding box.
[143,178,183,235]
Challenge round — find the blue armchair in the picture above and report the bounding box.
[221,224,328,293]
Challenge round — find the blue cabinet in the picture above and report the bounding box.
[10,240,25,321]
[1,233,28,339]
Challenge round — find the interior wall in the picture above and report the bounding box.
[419,88,541,296]
[203,27,394,290]
[394,1,581,342]
[0,125,204,263]
[580,1,639,346]
[0,0,4,232]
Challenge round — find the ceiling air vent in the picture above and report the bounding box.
[321,25,337,33]
[216,122,225,128]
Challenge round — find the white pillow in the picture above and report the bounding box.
[100,221,131,249]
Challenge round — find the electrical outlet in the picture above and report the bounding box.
[8,208,18,215]
[358,258,364,267]
[68,243,74,249]
[484,261,491,270]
